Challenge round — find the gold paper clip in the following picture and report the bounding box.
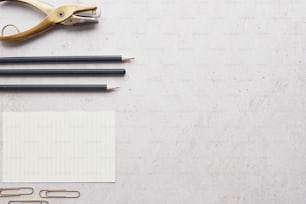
[0,187,34,197]
[39,189,80,198]
[8,200,49,204]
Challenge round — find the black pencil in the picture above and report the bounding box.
[0,84,119,92]
[0,56,134,64]
[0,69,126,76]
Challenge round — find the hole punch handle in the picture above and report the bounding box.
[0,17,55,42]
[1,24,20,36]
[0,0,53,14]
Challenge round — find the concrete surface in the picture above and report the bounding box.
[0,0,306,203]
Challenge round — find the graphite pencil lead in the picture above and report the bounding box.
[107,86,120,91]
[122,56,135,62]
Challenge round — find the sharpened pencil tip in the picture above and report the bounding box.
[122,56,135,62]
[107,86,120,91]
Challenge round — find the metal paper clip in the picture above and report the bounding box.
[0,187,34,197]
[8,200,49,204]
[39,189,80,198]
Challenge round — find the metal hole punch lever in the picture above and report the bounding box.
[0,187,34,197]
[1,24,20,36]
[0,0,100,42]
[39,189,80,198]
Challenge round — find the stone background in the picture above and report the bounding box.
[0,0,306,203]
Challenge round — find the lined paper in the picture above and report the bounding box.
[2,112,115,182]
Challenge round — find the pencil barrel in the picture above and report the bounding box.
[0,69,126,76]
[0,56,123,63]
[0,84,108,91]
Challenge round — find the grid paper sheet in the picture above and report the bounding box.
[2,112,115,182]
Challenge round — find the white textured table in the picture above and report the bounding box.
[1,0,306,203]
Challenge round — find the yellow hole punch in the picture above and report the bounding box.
[0,0,100,43]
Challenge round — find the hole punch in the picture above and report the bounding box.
[1,24,20,37]
[0,0,100,42]
[8,200,49,204]
[0,187,34,197]
[39,189,80,198]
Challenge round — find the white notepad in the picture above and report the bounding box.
[2,112,115,183]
